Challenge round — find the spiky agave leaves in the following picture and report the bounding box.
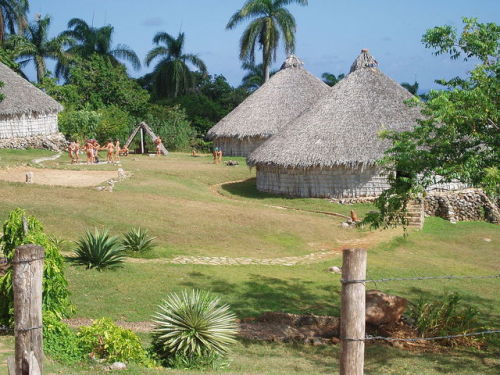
[73,229,125,270]
[122,228,156,253]
[152,290,238,361]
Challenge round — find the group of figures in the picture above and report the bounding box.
[68,139,128,164]
[212,147,223,164]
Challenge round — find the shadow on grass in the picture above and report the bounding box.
[220,178,291,201]
[183,272,340,317]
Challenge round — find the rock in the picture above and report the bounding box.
[365,290,407,326]
[483,238,491,242]
[341,222,350,228]
[108,362,127,371]
[328,266,342,274]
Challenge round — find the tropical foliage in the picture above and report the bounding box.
[368,18,500,228]
[321,72,345,87]
[227,0,308,82]
[122,228,156,253]
[43,311,85,364]
[151,290,238,368]
[0,208,73,325]
[73,229,126,270]
[0,0,29,43]
[145,31,207,98]
[6,15,71,82]
[241,61,277,91]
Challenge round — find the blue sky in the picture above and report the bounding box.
[28,0,499,91]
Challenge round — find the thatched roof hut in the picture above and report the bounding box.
[207,55,329,156]
[247,50,421,198]
[0,62,63,141]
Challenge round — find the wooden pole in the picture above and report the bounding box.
[140,127,145,154]
[13,244,44,375]
[340,248,367,375]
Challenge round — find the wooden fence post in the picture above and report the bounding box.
[12,244,44,375]
[340,248,367,375]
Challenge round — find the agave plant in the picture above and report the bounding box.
[73,229,125,270]
[152,290,238,365]
[122,228,156,253]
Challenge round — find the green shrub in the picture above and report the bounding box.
[408,293,481,339]
[77,318,154,366]
[58,109,101,142]
[73,229,126,270]
[151,290,238,368]
[0,208,73,326]
[122,228,156,253]
[43,312,84,364]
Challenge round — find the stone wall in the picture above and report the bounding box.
[214,136,268,157]
[0,112,59,139]
[0,133,67,151]
[256,165,390,198]
[424,189,500,224]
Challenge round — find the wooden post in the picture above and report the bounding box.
[140,127,145,154]
[13,244,44,375]
[340,248,367,375]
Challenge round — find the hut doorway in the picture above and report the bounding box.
[123,122,168,156]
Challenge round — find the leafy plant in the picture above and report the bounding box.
[122,228,156,253]
[151,290,238,368]
[0,208,73,326]
[43,311,84,364]
[77,318,154,366]
[73,229,125,270]
[407,293,481,344]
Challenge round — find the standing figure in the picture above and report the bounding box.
[92,140,101,163]
[114,139,121,162]
[74,140,80,163]
[155,137,163,156]
[217,148,223,164]
[84,139,94,164]
[105,139,115,163]
[213,147,219,164]
[68,140,76,163]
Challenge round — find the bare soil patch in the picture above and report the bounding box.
[0,166,117,187]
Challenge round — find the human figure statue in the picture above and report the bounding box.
[84,140,94,164]
[350,210,359,222]
[155,137,163,156]
[105,139,115,163]
[114,139,121,162]
[68,140,77,163]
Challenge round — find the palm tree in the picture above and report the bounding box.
[240,61,276,91]
[0,0,29,43]
[145,31,207,98]
[7,15,72,82]
[401,81,419,95]
[227,0,308,82]
[57,18,140,77]
[321,72,345,87]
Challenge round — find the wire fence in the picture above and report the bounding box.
[341,274,500,285]
[344,330,500,342]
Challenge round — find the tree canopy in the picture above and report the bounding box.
[368,17,500,228]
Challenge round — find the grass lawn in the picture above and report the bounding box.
[0,150,498,374]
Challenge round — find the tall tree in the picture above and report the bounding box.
[321,72,345,87]
[401,81,419,95]
[240,61,277,91]
[367,18,500,229]
[57,18,140,77]
[145,31,207,98]
[7,15,72,82]
[227,0,308,82]
[0,0,29,43]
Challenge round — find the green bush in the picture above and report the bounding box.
[58,109,101,142]
[144,105,194,151]
[151,290,238,368]
[73,229,126,270]
[122,228,156,253]
[78,318,154,366]
[96,105,135,144]
[408,293,481,339]
[43,312,84,364]
[0,208,73,326]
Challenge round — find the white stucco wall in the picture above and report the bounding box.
[0,112,59,139]
[256,165,391,198]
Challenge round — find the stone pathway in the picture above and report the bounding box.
[32,152,62,165]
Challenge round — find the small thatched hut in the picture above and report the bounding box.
[0,62,63,143]
[207,55,329,156]
[247,50,421,198]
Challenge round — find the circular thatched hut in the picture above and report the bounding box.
[247,50,421,198]
[207,55,329,156]
[0,62,63,147]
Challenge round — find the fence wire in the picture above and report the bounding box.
[343,329,500,342]
[341,274,500,285]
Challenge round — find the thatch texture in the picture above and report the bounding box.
[207,55,328,156]
[0,62,63,116]
[248,50,421,169]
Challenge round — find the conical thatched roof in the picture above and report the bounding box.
[0,62,63,116]
[248,50,421,168]
[207,55,329,140]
